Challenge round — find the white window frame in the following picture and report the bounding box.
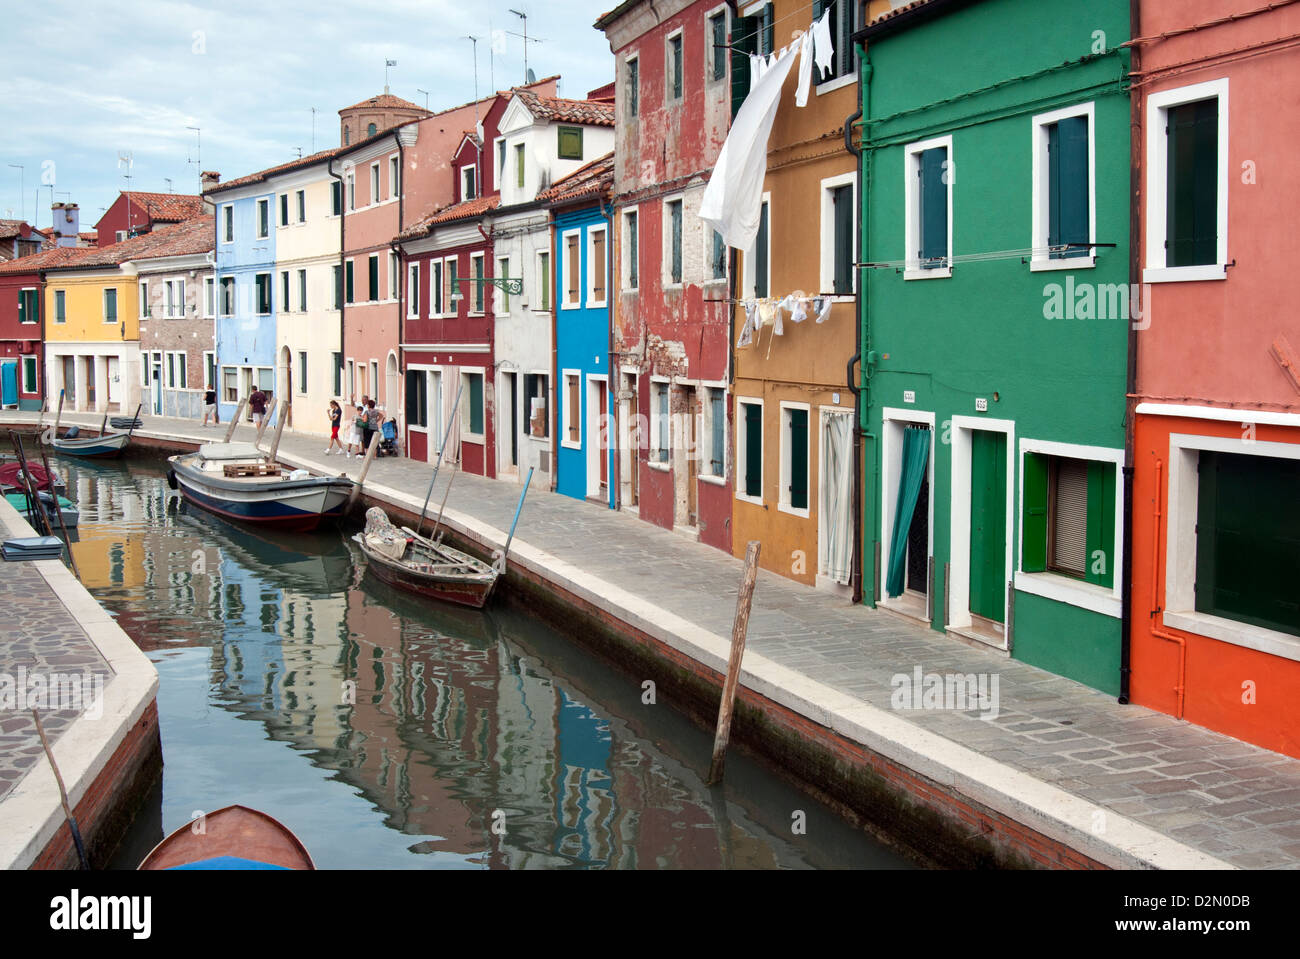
[203,351,216,390]
[469,252,486,314]
[903,134,954,280]
[278,192,289,227]
[297,268,307,312]
[461,369,486,442]
[256,198,269,239]
[389,153,400,199]
[649,376,672,471]
[561,227,583,310]
[346,171,355,211]
[21,355,37,393]
[743,193,771,298]
[407,262,421,318]
[699,382,728,485]
[389,251,400,301]
[662,194,686,289]
[493,136,506,187]
[1164,431,1300,661]
[139,280,149,318]
[203,276,215,317]
[221,205,233,243]
[1013,438,1124,618]
[622,206,639,292]
[587,225,608,309]
[561,368,583,450]
[280,270,291,313]
[1029,101,1097,272]
[1143,78,1230,284]
[625,54,640,121]
[297,350,308,395]
[735,395,764,506]
[430,258,444,317]
[296,189,306,223]
[461,164,478,202]
[370,161,381,205]
[535,250,551,312]
[103,287,118,324]
[447,255,462,308]
[496,255,511,316]
[54,289,66,324]
[665,26,684,103]
[705,5,729,85]
[255,272,272,315]
[219,277,235,316]
[820,172,858,297]
[778,400,812,518]
[947,415,1015,640]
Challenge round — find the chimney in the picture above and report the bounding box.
[201,171,221,191]
[51,202,80,247]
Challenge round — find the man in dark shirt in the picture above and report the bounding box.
[362,399,382,453]
[202,387,218,426]
[249,387,268,431]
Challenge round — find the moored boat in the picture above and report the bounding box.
[354,507,499,608]
[50,429,131,458]
[138,805,314,870]
[168,442,354,532]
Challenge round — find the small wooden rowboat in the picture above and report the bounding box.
[354,507,500,609]
[50,428,131,458]
[138,805,315,870]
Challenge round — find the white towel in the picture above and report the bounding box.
[812,10,834,79]
[795,30,814,107]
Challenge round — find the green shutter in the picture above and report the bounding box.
[1022,452,1049,573]
[1049,116,1089,259]
[470,376,484,434]
[17,291,25,326]
[969,430,1007,622]
[1084,460,1115,587]
[557,127,583,161]
[763,2,774,53]
[730,15,756,118]
[833,184,853,294]
[711,14,726,81]
[346,261,354,303]
[755,203,769,296]
[368,258,378,301]
[744,403,762,498]
[920,147,948,268]
[789,408,807,510]
[671,202,682,282]
[1167,99,1218,267]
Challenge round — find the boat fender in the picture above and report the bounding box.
[64,426,80,439]
[288,469,310,481]
[166,470,178,491]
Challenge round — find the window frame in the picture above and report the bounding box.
[219,276,235,316]
[820,172,857,296]
[778,400,812,518]
[561,368,583,450]
[469,252,486,314]
[1143,78,1230,284]
[297,268,307,312]
[103,287,118,324]
[55,289,66,323]
[256,198,270,239]
[296,189,306,223]
[561,228,582,310]
[297,350,308,395]
[700,383,728,485]
[663,195,685,288]
[535,250,551,312]
[903,134,954,280]
[496,255,511,315]
[649,377,672,470]
[588,225,608,308]
[255,272,272,315]
[407,261,421,318]
[462,164,478,202]
[666,28,684,103]
[430,258,444,317]
[389,153,400,199]
[203,276,215,318]
[557,126,584,161]
[735,395,764,505]
[622,207,639,291]
[221,205,233,243]
[706,7,729,84]
[743,193,771,298]
[370,161,381,205]
[278,192,289,227]
[625,54,640,120]
[1030,101,1097,272]
[21,355,37,393]
[524,371,550,440]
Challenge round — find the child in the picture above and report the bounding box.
[347,404,366,457]
[325,400,344,454]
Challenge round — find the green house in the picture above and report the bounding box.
[854,0,1132,694]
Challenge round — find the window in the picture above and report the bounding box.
[1022,453,1116,589]
[524,373,549,438]
[166,352,175,388]
[55,289,66,323]
[406,369,428,427]
[17,288,37,324]
[448,258,460,308]
[331,181,342,216]
[222,367,238,403]
[432,260,444,315]
[746,197,770,297]
[347,172,355,211]
[367,122,377,137]
[704,386,726,479]
[346,260,354,304]
[905,135,952,278]
[116,230,127,243]
[462,370,485,438]
[650,380,670,464]
[389,251,399,300]
[296,190,306,223]
[497,139,506,185]
[407,262,420,317]
[333,265,343,309]
[298,351,308,394]
[297,269,307,311]
[811,0,856,84]
[516,144,526,190]
[370,162,380,204]
[222,205,233,242]
[589,227,607,305]
[368,254,379,302]
[279,193,289,227]
[220,277,235,316]
[344,126,350,145]
[332,352,342,396]
[370,359,378,396]
[165,279,186,318]
[497,256,510,313]
[103,288,118,323]
[203,276,215,317]
[389,155,400,198]
[257,198,269,238]
[462,165,477,201]
[470,253,485,313]
[1032,104,1094,269]
[666,198,683,285]
[821,174,855,294]
[623,210,639,289]
[1145,79,1228,282]
[563,230,582,308]
[22,356,36,393]
[280,270,290,312]
[562,370,582,448]
[536,251,550,310]
[709,10,728,82]
[667,32,683,101]
[737,398,763,502]
[710,230,727,281]
[139,281,149,318]
[626,56,639,119]
[255,273,271,314]
[780,404,810,514]
[557,126,583,161]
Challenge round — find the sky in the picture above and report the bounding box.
[0,0,615,232]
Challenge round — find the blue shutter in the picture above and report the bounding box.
[1050,116,1089,259]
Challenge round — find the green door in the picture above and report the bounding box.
[969,430,1007,622]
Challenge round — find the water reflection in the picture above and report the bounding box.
[50,454,912,869]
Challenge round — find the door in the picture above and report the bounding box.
[107,357,122,407]
[151,359,162,414]
[84,357,96,408]
[597,382,608,488]
[969,429,1007,623]
[624,373,638,507]
[0,361,16,407]
[62,357,76,405]
[684,386,698,527]
[503,372,518,468]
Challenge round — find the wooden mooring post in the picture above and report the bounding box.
[223,399,247,443]
[707,540,761,786]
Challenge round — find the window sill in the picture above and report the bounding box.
[778,501,810,519]
[461,431,486,444]
[698,473,727,487]
[561,438,582,450]
[526,434,550,445]
[1029,255,1096,272]
[1143,264,1227,284]
[561,301,581,311]
[1163,609,1300,663]
[735,492,764,507]
[588,298,607,310]
[647,459,671,472]
[815,73,856,96]
[1015,570,1120,618]
[904,267,952,281]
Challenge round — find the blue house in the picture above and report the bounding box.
[204,172,278,423]
[542,155,615,506]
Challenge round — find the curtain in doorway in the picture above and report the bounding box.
[442,367,462,466]
[820,412,854,584]
[886,426,931,598]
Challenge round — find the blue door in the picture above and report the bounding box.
[0,361,17,407]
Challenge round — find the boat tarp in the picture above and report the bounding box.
[197,442,264,461]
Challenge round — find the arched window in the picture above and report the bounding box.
[367,123,377,137]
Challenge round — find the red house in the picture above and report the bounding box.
[95,191,207,246]
[0,246,82,409]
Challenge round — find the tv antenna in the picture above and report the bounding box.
[311,107,317,153]
[7,164,22,222]
[384,58,396,93]
[508,9,543,84]
[465,37,482,196]
[417,88,429,110]
[164,177,174,193]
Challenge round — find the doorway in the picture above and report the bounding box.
[106,356,122,409]
[620,371,638,509]
[502,371,519,472]
[84,356,96,410]
[947,416,1014,648]
[586,376,607,500]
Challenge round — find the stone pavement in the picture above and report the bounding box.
[14,409,1300,868]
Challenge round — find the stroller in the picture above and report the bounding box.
[376,417,401,458]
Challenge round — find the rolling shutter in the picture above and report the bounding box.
[1051,457,1088,576]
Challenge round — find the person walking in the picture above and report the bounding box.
[362,399,382,454]
[346,403,366,457]
[202,386,218,427]
[249,386,268,431]
[325,400,344,454]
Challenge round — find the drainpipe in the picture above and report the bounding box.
[328,158,346,401]
[549,214,560,493]
[1119,0,1141,705]
[606,197,619,511]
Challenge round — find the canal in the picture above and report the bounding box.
[43,452,916,869]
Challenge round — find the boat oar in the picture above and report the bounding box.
[10,431,52,537]
[32,708,91,870]
[51,389,64,443]
[416,385,463,537]
[223,398,247,442]
[37,444,80,582]
[125,401,143,442]
[99,411,109,438]
[428,463,460,543]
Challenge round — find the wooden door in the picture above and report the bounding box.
[969,430,1007,622]
[685,386,698,526]
[598,383,608,488]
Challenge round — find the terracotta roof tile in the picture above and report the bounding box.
[0,217,213,273]
[512,90,615,127]
[399,196,500,240]
[127,192,207,222]
[538,152,615,205]
[338,92,431,114]
[205,148,344,195]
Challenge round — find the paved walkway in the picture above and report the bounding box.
[13,410,1300,868]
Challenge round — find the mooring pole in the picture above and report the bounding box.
[267,401,290,463]
[256,397,277,443]
[37,444,80,581]
[416,385,463,537]
[223,398,247,443]
[707,540,761,786]
[350,431,381,508]
[32,709,90,869]
[53,389,64,438]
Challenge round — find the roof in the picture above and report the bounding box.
[125,192,208,223]
[854,0,973,42]
[205,148,344,195]
[538,152,615,206]
[511,90,615,127]
[338,92,431,115]
[398,195,500,240]
[0,219,33,241]
[0,217,213,274]
[594,1,641,30]
[0,245,91,274]
[121,215,215,262]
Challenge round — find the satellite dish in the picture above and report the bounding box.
[527,68,536,84]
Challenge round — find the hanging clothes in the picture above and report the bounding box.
[698,43,799,253]
[795,30,815,107]
[751,52,768,84]
[812,9,835,78]
[790,297,809,324]
[737,300,758,348]
[815,296,834,323]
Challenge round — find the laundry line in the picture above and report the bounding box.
[856,242,1117,270]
